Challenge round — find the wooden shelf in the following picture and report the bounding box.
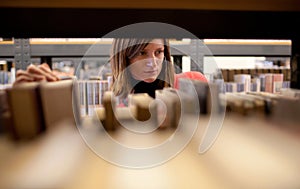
[1,0,300,11]
[0,113,299,188]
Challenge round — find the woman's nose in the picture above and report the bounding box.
[146,60,154,67]
[145,54,157,67]
[146,58,157,67]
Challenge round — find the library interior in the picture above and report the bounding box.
[0,0,300,188]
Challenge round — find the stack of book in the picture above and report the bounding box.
[5,79,80,140]
[77,80,110,117]
[223,73,287,93]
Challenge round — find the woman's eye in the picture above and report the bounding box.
[155,50,164,56]
[138,51,146,56]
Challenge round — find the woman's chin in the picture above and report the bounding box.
[143,78,156,83]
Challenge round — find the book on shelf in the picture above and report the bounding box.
[5,79,81,140]
[39,79,81,130]
[6,82,45,140]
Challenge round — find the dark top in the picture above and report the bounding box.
[132,79,165,98]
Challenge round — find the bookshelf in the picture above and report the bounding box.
[0,39,292,74]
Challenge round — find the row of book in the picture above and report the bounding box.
[94,79,223,131]
[0,80,80,140]
[96,77,292,131]
[221,90,300,122]
[221,92,277,116]
[77,80,111,116]
[218,73,288,94]
[0,61,15,85]
[220,68,290,82]
[85,74,294,126]
[2,76,298,138]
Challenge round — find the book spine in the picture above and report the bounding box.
[272,73,284,93]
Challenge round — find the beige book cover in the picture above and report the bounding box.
[103,91,117,130]
[39,79,80,130]
[6,82,45,140]
[161,88,181,128]
[128,93,156,122]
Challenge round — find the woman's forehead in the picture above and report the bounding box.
[143,39,164,50]
[149,39,164,45]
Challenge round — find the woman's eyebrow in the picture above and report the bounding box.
[143,45,164,51]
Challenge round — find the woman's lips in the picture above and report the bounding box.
[144,70,158,74]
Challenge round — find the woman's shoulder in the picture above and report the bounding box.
[175,71,207,81]
[174,71,207,89]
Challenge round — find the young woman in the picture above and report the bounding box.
[110,38,173,98]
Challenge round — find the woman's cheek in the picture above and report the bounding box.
[129,63,144,80]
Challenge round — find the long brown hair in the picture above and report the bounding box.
[110,38,174,97]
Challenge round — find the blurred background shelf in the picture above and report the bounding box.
[0,39,292,57]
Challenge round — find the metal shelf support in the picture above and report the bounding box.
[14,38,31,70]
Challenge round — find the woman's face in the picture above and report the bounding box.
[128,39,165,83]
